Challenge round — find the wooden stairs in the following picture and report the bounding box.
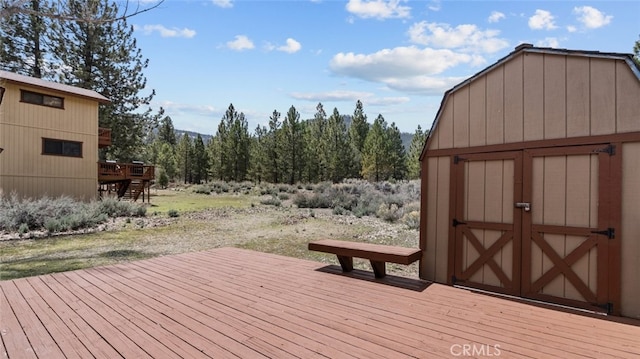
[98,162,154,202]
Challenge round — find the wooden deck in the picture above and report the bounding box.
[1,248,639,358]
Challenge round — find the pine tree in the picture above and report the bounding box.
[229,112,250,182]
[0,0,50,77]
[348,100,369,178]
[387,122,407,180]
[265,110,282,183]
[176,134,193,183]
[325,107,352,182]
[407,125,427,179]
[157,142,177,181]
[281,105,304,184]
[303,103,328,182]
[192,134,209,184]
[49,0,157,162]
[249,125,267,183]
[361,115,389,182]
[158,116,177,146]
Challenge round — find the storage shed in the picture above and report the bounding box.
[419,44,640,318]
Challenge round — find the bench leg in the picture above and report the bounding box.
[370,261,386,278]
[337,255,353,272]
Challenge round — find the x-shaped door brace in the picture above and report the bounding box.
[529,231,598,303]
[459,227,513,288]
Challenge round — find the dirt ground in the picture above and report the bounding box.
[1,203,421,279]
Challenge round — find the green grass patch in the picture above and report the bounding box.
[148,189,254,214]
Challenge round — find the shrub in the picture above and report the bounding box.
[260,196,282,207]
[401,211,420,230]
[167,209,179,217]
[376,203,401,222]
[277,193,290,201]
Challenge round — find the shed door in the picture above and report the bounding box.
[451,151,523,297]
[452,145,614,312]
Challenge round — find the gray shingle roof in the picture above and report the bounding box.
[0,71,110,103]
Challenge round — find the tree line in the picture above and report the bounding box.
[149,101,429,186]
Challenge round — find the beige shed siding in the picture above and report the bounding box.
[621,142,640,319]
[504,54,524,143]
[468,76,487,147]
[566,57,591,137]
[617,61,640,133]
[422,47,640,317]
[0,81,99,201]
[421,156,449,283]
[429,53,640,153]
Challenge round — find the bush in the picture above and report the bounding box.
[167,209,179,217]
[0,192,143,234]
[260,196,282,207]
[376,203,402,222]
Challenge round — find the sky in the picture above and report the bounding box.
[130,0,640,135]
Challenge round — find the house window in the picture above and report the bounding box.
[21,89,64,109]
[42,138,82,157]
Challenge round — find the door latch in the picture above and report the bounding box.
[515,202,531,212]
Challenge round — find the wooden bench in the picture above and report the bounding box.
[308,239,421,278]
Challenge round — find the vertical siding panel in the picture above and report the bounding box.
[524,53,544,141]
[435,157,450,283]
[504,53,524,143]
[469,77,487,147]
[621,142,640,319]
[541,156,567,297]
[590,58,616,135]
[437,100,454,149]
[530,157,544,284]
[544,55,567,139]
[453,87,470,148]
[616,61,640,133]
[0,82,99,201]
[486,66,504,145]
[566,57,590,137]
[424,157,439,281]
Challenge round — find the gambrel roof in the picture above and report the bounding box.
[420,44,640,160]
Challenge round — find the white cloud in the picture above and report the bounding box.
[428,0,441,12]
[528,9,557,30]
[567,25,577,33]
[488,11,505,23]
[407,21,509,54]
[226,35,254,51]
[535,37,560,48]
[290,90,373,102]
[212,0,233,8]
[345,0,411,20]
[278,38,302,54]
[289,90,409,106]
[137,24,196,38]
[329,46,477,94]
[573,6,612,29]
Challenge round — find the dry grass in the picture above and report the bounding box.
[0,188,420,281]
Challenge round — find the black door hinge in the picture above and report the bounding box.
[453,155,465,164]
[593,144,616,156]
[591,227,615,239]
[452,218,467,227]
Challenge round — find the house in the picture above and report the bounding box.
[419,44,640,318]
[0,71,154,202]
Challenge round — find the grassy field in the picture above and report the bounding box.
[0,185,421,281]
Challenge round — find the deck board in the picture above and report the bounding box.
[1,247,639,358]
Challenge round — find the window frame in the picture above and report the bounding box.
[20,89,64,109]
[42,138,83,158]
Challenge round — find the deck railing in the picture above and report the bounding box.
[98,162,155,181]
[98,127,112,147]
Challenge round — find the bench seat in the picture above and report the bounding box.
[308,239,421,278]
